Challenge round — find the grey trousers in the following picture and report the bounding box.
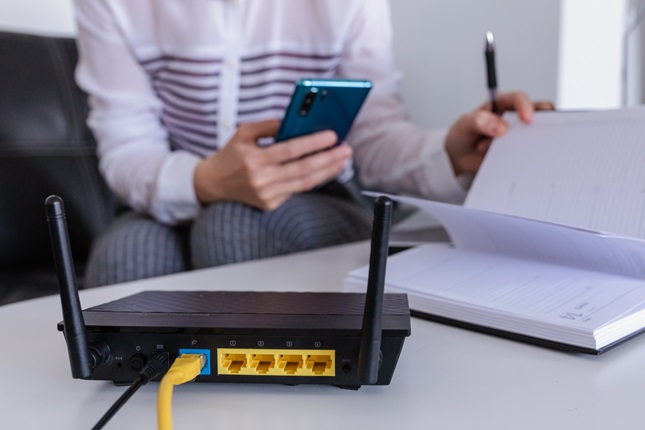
[84,192,372,288]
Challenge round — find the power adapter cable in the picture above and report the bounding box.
[157,353,207,430]
[92,353,169,430]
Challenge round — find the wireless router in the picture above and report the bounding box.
[47,195,410,389]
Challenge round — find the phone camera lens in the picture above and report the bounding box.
[298,88,318,116]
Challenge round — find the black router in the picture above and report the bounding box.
[47,195,410,390]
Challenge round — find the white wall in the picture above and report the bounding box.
[624,0,645,106]
[557,0,628,109]
[0,0,638,124]
[0,0,76,36]
[390,0,561,128]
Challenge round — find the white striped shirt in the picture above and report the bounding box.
[74,0,466,224]
[139,51,342,155]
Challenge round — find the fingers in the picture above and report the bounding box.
[446,92,554,177]
[230,120,340,169]
[266,143,350,189]
[533,100,555,111]
[210,120,348,210]
[495,92,534,123]
[484,93,555,122]
[471,110,508,138]
[264,130,339,164]
[247,145,351,210]
[280,143,351,182]
[235,119,281,141]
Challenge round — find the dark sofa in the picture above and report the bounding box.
[0,31,117,305]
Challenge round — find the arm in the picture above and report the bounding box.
[338,0,466,203]
[339,0,541,202]
[74,0,201,224]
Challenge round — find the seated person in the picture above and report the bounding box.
[73,0,548,287]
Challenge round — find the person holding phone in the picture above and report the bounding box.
[74,0,547,287]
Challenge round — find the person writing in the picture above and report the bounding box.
[73,0,548,287]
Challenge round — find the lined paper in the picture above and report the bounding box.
[345,243,645,348]
[372,193,645,281]
[465,107,645,239]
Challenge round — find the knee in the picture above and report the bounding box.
[84,212,188,287]
[190,201,264,268]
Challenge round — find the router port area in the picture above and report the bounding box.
[218,348,335,377]
[178,348,211,375]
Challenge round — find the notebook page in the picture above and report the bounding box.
[465,108,645,239]
[374,193,645,280]
[345,243,645,348]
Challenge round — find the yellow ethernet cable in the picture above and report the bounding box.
[157,353,207,430]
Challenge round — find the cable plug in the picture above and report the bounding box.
[158,353,207,430]
[140,353,169,383]
[163,354,206,384]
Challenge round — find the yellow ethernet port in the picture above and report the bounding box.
[218,348,335,377]
[220,353,247,374]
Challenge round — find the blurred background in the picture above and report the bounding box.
[0,0,644,128]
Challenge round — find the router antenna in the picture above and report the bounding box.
[45,195,92,379]
[357,195,393,385]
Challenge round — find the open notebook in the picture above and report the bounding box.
[345,107,645,354]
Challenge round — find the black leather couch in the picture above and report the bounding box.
[0,31,117,305]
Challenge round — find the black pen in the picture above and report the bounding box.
[485,31,498,114]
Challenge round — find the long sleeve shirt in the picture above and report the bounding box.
[74,0,467,224]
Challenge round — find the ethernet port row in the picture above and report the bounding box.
[218,348,335,377]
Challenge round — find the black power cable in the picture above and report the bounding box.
[92,353,169,430]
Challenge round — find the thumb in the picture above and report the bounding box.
[472,110,508,138]
[235,119,281,143]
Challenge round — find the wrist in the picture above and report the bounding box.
[194,159,223,205]
[444,143,464,177]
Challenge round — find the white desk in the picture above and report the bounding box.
[2,241,645,429]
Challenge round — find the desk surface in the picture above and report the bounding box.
[2,241,645,430]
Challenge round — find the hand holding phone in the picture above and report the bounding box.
[195,119,352,210]
[276,78,372,143]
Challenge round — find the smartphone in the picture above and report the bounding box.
[276,78,372,143]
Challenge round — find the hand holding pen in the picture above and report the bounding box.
[484,31,553,116]
[443,31,555,177]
